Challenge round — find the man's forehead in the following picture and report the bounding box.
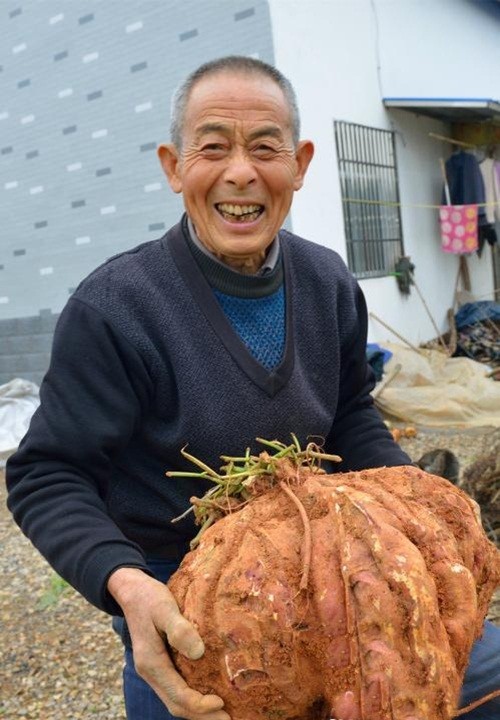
[186,72,288,113]
[178,70,295,148]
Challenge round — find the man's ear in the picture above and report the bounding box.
[293,140,315,191]
[158,143,183,193]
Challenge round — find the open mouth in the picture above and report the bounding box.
[215,203,264,223]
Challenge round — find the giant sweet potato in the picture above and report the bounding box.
[168,463,500,720]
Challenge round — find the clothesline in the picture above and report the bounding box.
[474,288,500,301]
[343,197,500,210]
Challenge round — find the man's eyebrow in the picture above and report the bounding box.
[248,126,284,141]
[195,122,228,138]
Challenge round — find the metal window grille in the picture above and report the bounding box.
[334,121,404,279]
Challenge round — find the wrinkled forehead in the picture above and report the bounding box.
[183,70,293,139]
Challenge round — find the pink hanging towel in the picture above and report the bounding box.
[439,204,478,254]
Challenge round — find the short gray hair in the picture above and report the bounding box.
[170,55,300,149]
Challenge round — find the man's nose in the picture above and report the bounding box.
[223,150,257,188]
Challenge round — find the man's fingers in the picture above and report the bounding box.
[163,604,205,660]
[135,640,229,719]
[165,684,226,716]
[145,661,229,719]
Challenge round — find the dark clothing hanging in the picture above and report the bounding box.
[443,151,486,221]
[477,224,498,257]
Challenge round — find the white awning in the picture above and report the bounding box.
[383,98,500,123]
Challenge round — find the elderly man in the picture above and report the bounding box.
[6,56,500,720]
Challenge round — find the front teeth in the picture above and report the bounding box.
[217,203,262,216]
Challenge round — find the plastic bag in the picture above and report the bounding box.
[0,378,40,466]
[374,343,500,428]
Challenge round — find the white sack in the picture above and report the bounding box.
[0,377,40,464]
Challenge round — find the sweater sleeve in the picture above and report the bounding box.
[326,282,411,471]
[6,298,155,615]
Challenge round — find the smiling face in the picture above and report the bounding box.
[158,71,314,273]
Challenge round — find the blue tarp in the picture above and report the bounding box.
[455,301,500,330]
[366,343,393,382]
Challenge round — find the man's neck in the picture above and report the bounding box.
[187,218,279,277]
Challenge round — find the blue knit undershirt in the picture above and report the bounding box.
[213,287,285,370]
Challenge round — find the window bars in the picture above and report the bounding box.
[334,121,404,279]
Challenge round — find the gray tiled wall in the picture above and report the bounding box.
[0,0,274,384]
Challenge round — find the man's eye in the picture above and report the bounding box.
[253,144,277,156]
[202,144,226,153]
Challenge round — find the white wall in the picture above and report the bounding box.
[377,0,500,100]
[269,0,496,344]
[269,0,388,260]
[369,117,493,340]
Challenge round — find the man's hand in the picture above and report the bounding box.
[108,567,230,720]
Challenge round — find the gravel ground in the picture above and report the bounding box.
[396,425,500,484]
[1,427,499,719]
[0,471,124,720]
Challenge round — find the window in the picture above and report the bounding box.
[334,121,404,279]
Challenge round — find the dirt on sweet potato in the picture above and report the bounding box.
[168,464,500,720]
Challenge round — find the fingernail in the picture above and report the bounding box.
[188,639,205,660]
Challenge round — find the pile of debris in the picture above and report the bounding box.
[418,300,500,379]
[453,301,500,376]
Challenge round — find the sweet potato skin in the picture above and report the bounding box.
[168,465,500,720]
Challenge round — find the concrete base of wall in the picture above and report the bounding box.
[0,311,59,387]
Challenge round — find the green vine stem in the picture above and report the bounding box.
[167,435,342,549]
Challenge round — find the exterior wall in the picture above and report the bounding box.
[390,110,494,344]
[378,0,500,100]
[0,0,274,383]
[374,0,499,341]
[269,0,497,345]
[1,0,499,381]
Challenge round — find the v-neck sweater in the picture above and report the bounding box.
[6,216,410,614]
[184,219,286,370]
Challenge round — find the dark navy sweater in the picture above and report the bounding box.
[6,217,410,614]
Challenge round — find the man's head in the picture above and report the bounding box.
[158,56,314,273]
